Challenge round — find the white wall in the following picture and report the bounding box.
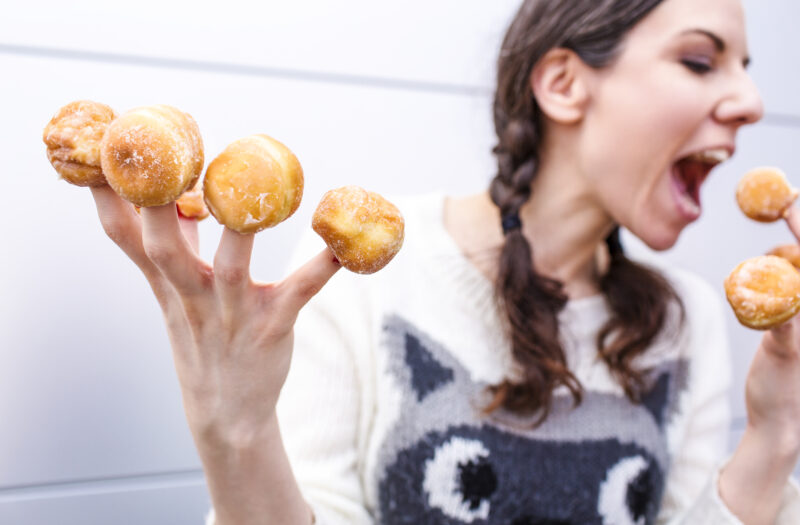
[1,1,798,522]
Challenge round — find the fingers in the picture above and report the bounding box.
[179,216,200,254]
[140,204,212,296]
[214,227,255,309]
[783,205,800,244]
[279,248,341,314]
[90,186,158,275]
[765,317,799,360]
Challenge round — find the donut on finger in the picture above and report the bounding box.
[736,167,798,222]
[100,105,204,207]
[43,100,117,187]
[176,179,209,220]
[724,255,800,330]
[766,244,800,269]
[203,134,303,234]
[312,185,404,274]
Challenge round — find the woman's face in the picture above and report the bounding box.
[578,0,763,250]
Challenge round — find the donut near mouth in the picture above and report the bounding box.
[725,168,800,330]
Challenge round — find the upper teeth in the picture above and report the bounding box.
[686,148,730,164]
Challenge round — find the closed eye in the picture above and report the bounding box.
[682,59,712,74]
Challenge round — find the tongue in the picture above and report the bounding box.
[671,161,702,219]
[677,159,706,205]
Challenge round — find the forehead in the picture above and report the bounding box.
[625,0,749,55]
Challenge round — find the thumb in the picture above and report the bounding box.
[281,248,342,314]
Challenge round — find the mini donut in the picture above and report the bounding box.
[724,255,800,330]
[176,179,209,220]
[203,134,303,234]
[736,167,798,222]
[767,244,800,269]
[100,105,204,207]
[312,185,404,274]
[43,100,117,187]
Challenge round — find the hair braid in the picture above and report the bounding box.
[486,116,581,424]
[483,0,684,426]
[598,227,684,401]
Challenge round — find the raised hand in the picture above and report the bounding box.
[90,185,337,524]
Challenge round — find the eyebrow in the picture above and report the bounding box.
[680,28,751,68]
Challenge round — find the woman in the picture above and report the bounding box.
[89,0,800,523]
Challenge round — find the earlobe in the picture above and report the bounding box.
[530,48,589,124]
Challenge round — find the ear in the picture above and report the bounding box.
[530,48,589,124]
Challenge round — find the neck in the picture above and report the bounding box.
[516,159,615,297]
[446,147,614,300]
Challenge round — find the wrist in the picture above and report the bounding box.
[719,425,800,525]
[744,421,800,461]
[192,410,281,456]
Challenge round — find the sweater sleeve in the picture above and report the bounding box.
[205,233,375,525]
[656,275,800,524]
[277,271,374,524]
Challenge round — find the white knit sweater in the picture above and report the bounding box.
[206,193,800,524]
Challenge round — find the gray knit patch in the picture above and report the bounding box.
[375,315,689,525]
[404,332,455,401]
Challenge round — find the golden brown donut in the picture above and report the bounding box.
[736,167,798,222]
[176,179,209,220]
[767,244,800,269]
[100,105,204,207]
[203,134,303,234]
[312,186,404,274]
[724,255,800,330]
[43,100,117,187]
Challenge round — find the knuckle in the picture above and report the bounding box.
[215,265,248,287]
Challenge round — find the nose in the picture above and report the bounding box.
[714,68,764,127]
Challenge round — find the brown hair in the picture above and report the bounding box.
[487,0,684,425]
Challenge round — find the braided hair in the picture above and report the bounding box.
[486,0,684,425]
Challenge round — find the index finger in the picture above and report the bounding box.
[140,204,212,296]
[90,185,151,271]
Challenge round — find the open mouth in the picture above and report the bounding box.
[670,148,730,219]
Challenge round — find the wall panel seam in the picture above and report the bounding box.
[0,42,490,98]
[0,468,205,503]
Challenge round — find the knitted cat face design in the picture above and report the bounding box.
[376,315,688,525]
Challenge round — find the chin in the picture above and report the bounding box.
[634,226,682,252]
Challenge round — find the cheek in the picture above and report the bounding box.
[579,74,708,226]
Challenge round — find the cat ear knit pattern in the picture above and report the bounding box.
[205,193,800,525]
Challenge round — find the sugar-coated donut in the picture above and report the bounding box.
[312,185,404,274]
[767,244,800,269]
[724,255,800,330]
[736,167,798,222]
[176,179,209,220]
[100,105,204,207]
[43,100,117,187]
[203,134,303,234]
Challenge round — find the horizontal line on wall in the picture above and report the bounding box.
[0,468,206,503]
[0,42,490,98]
[4,43,800,123]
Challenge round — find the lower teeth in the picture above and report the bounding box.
[681,190,700,215]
